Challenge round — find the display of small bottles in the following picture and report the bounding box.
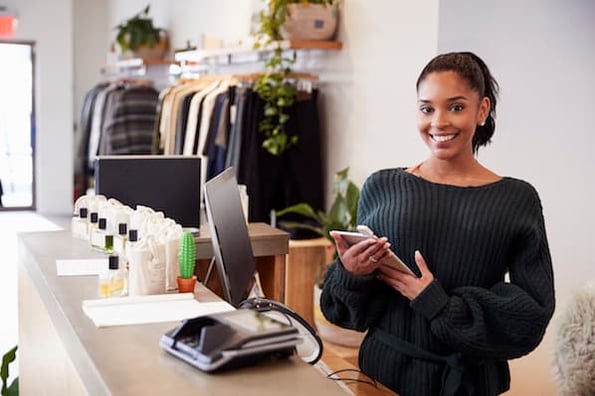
[98,255,127,298]
[91,217,114,252]
[71,207,89,239]
[113,223,128,255]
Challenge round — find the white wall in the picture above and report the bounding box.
[7,0,74,215]
[316,1,438,188]
[106,0,259,50]
[439,1,595,394]
[73,0,108,141]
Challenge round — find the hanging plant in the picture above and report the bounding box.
[253,0,336,156]
[115,5,165,54]
[252,47,297,156]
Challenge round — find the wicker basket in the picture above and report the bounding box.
[132,35,169,61]
[281,3,338,41]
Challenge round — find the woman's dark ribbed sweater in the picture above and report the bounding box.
[321,168,555,396]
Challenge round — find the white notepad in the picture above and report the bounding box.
[56,258,109,276]
[82,293,235,328]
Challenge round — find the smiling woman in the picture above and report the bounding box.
[0,41,35,210]
[320,52,555,395]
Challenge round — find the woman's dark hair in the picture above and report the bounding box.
[416,51,500,154]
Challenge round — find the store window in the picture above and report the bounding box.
[0,41,35,210]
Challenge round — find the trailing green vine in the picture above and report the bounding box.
[253,0,336,156]
[252,47,297,156]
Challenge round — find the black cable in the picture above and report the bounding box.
[238,297,323,364]
[326,368,378,388]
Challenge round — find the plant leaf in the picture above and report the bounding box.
[276,203,320,222]
[346,181,360,227]
[277,220,323,236]
[7,377,18,396]
[1,345,17,395]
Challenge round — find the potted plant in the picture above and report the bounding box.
[1,345,18,396]
[253,0,338,156]
[276,166,358,263]
[114,4,169,61]
[276,167,365,346]
[177,232,197,293]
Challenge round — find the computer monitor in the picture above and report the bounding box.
[94,155,201,228]
[203,167,256,307]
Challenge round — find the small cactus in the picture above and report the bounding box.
[178,232,196,279]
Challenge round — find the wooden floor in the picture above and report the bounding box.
[319,340,395,396]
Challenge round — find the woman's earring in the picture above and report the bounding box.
[480,120,486,126]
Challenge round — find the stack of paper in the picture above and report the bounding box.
[82,293,235,328]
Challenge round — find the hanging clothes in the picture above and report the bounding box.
[235,87,324,238]
[74,81,109,196]
[100,84,159,154]
[127,74,324,236]
[75,79,159,199]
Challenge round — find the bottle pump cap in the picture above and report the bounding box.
[79,207,88,218]
[90,212,98,223]
[108,255,119,270]
[98,218,107,230]
[118,223,127,236]
[129,229,138,242]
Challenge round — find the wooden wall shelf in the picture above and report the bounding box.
[174,40,342,65]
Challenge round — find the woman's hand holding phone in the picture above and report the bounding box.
[331,226,416,276]
[329,229,390,276]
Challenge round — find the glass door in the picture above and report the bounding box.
[0,41,35,210]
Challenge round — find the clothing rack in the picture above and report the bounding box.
[232,72,319,82]
[174,40,339,81]
[101,58,177,91]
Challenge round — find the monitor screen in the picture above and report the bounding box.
[94,155,201,228]
[203,167,256,307]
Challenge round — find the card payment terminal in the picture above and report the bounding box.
[160,309,302,372]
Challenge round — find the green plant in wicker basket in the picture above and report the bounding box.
[115,4,163,53]
[178,232,196,279]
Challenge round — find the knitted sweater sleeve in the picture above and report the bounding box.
[320,260,389,331]
[320,174,393,331]
[410,185,555,360]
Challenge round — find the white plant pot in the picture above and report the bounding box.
[313,285,366,347]
[281,4,339,41]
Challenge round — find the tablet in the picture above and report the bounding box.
[331,229,416,276]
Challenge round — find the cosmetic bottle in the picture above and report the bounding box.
[91,217,114,252]
[98,255,126,298]
[124,229,139,270]
[126,229,138,249]
[71,207,89,239]
[89,212,99,231]
[113,223,128,255]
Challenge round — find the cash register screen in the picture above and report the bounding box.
[203,167,256,307]
[94,155,201,228]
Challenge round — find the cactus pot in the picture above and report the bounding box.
[177,275,197,293]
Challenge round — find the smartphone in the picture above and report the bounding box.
[331,226,416,276]
[331,230,377,247]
